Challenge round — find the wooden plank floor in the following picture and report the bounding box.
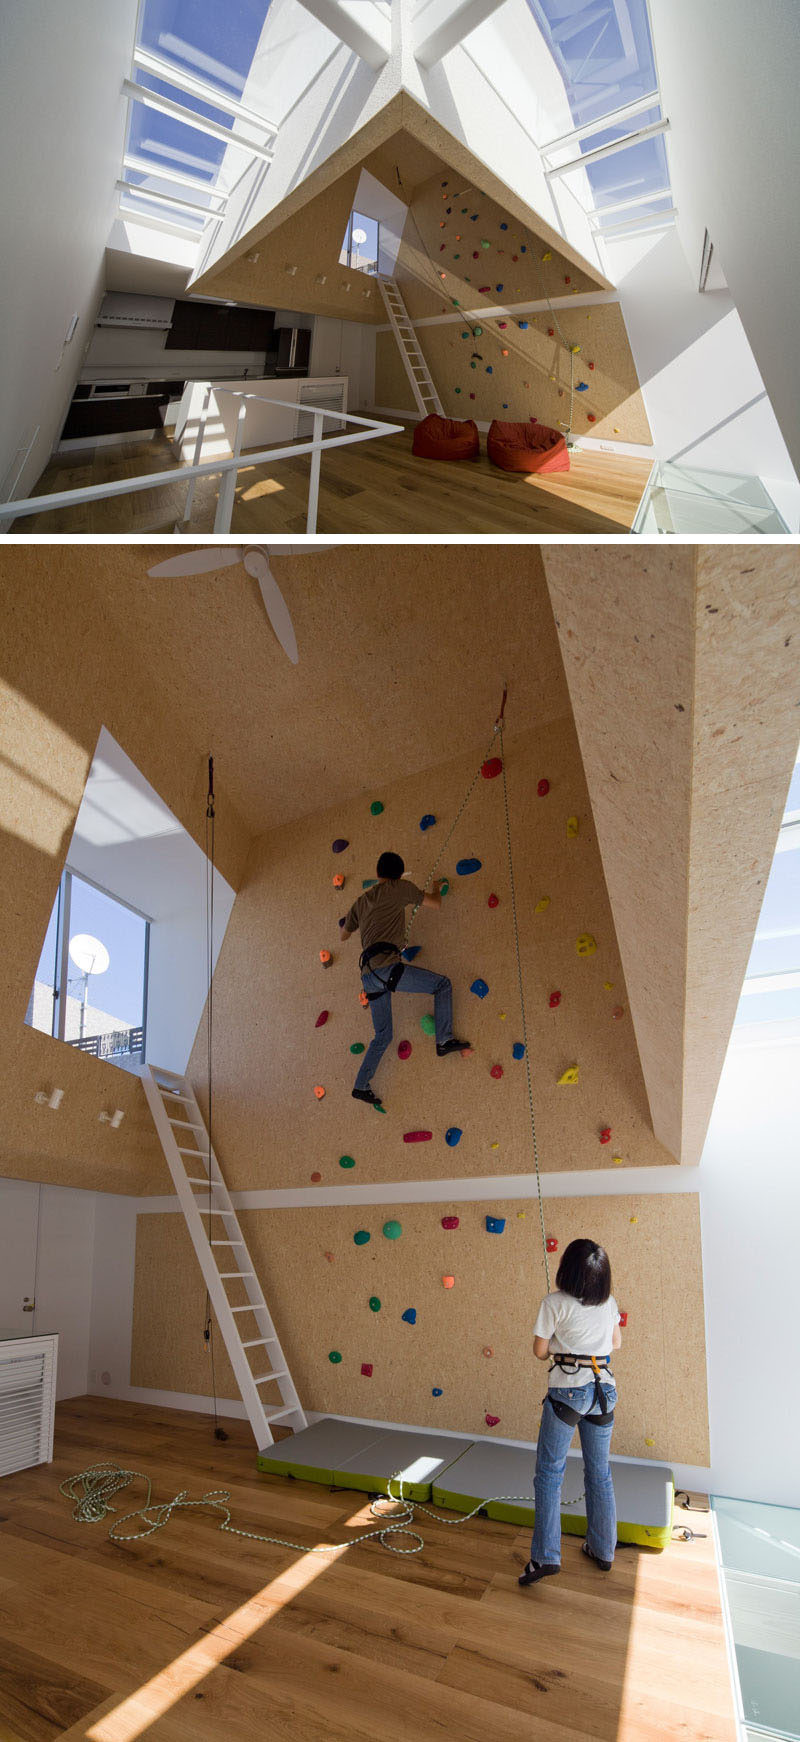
[0,1397,735,1742]
[13,427,654,536]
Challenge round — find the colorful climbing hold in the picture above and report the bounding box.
[546,1237,558,1253]
[441,1215,460,1230]
[500,222,508,230]
[402,945,422,961]
[383,1220,402,1239]
[470,979,489,999]
[612,1006,625,1021]
[403,1132,432,1144]
[419,813,436,831]
[557,1065,579,1085]
[587,414,596,423]
[599,1128,611,1145]
[332,838,348,853]
[421,1012,436,1035]
[490,1141,499,1150]
[432,1387,443,1397]
[485,1215,506,1233]
[361,1363,373,1377]
[319,949,332,967]
[481,756,502,779]
[456,857,482,875]
[512,1043,526,1061]
[369,1296,381,1311]
[370,800,384,815]
[313,1085,326,1099]
[496,283,503,292]
[537,778,550,796]
[481,238,490,248]
[339,1154,356,1169]
[359,990,369,1007]
[485,1415,500,1428]
[350,1042,365,1055]
[402,1308,417,1324]
[501,349,509,357]
[324,1251,334,1262]
[329,1350,342,1364]
[488,893,499,908]
[566,815,579,837]
[332,873,345,889]
[454,387,462,394]
[498,319,507,328]
[612,1155,624,1166]
[604,982,614,991]
[490,1064,504,1080]
[315,1011,329,1027]
[576,382,588,392]
[486,365,493,374]
[397,1040,412,1061]
[518,320,529,329]
[474,326,483,336]
[535,897,550,913]
[620,1312,628,1328]
[588,361,595,370]
[576,934,597,956]
[442,1275,455,1289]
[445,1127,463,1147]
[542,250,552,261]
[549,991,562,1009]
[311,1171,322,1183]
[354,1230,371,1245]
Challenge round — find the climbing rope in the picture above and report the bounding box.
[59,1462,586,1560]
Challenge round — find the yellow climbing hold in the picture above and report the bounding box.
[613,1155,624,1166]
[576,933,596,955]
[557,1065,579,1085]
[490,1141,499,1150]
[603,981,614,991]
[566,815,579,838]
[517,1211,526,1218]
[645,1438,655,1447]
[630,1215,638,1224]
[542,250,552,261]
[535,897,551,913]
[569,343,581,354]
[499,1011,507,1020]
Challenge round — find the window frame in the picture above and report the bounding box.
[45,866,151,1059]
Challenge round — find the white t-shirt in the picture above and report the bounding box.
[534,1290,620,1389]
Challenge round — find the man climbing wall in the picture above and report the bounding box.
[340,851,470,1107]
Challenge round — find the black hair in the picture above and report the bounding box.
[555,1238,611,1306]
[377,851,405,880]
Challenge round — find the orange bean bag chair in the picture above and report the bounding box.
[412,414,480,461]
[487,419,569,474]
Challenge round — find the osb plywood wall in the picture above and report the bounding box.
[375,303,652,444]
[186,718,676,1192]
[0,554,252,1195]
[132,1192,709,1465]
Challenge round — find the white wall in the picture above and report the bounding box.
[309,318,376,408]
[0,0,138,499]
[0,1179,96,1400]
[648,0,800,483]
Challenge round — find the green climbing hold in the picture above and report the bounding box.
[329,1350,342,1363]
[421,1012,436,1035]
[373,1101,387,1114]
[481,239,490,248]
[474,327,483,337]
[383,1220,402,1240]
[354,1229,371,1245]
[369,1296,381,1312]
[339,1154,356,1169]
[440,878,450,897]
[370,800,384,815]
[350,1042,365,1054]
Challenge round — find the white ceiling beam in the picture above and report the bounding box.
[415,0,509,67]
[593,206,677,237]
[122,154,228,206]
[117,180,222,224]
[294,0,390,69]
[585,183,671,220]
[542,89,660,154]
[121,81,275,161]
[132,47,278,136]
[545,116,670,180]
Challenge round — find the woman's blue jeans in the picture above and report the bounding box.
[354,963,453,1091]
[531,1381,617,1568]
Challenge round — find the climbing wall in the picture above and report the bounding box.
[185,717,676,1192]
[131,1191,709,1466]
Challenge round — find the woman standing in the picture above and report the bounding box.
[519,1238,622,1586]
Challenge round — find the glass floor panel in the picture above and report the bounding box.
[713,1495,800,1740]
[633,464,787,534]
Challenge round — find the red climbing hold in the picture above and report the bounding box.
[404,1130,433,1142]
[441,1215,460,1229]
[478,285,490,293]
[546,1237,558,1253]
[612,1006,625,1021]
[549,991,562,1008]
[311,1172,322,1183]
[482,756,503,779]
[547,327,554,336]
[599,1128,612,1144]
[439,243,445,250]
[587,414,596,423]
[588,361,595,370]
[488,893,499,908]
[397,1040,412,1060]
[537,778,550,796]
[564,275,571,284]
[485,1414,500,1427]
[490,1064,504,1080]
[315,1011,329,1028]
[361,1363,373,1377]
[619,1311,628,1328]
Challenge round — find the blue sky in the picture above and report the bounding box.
[34,875,147,1031]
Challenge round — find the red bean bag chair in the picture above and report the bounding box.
[412,414,480,461]
[487,418,569,474]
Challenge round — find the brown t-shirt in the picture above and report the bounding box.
[345,879,424,969]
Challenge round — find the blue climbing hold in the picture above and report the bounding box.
[420,814,436,831]
[502,403,509,408]
[496,284,503,292]
[470,978,489,999]
[513,1042,526,1060]
[518,320,529,330]
[486,1215,506,1234]
[500,223,508,230]
[403,944,422,961]
[470,213,478,221]
[577,382,589,392]
[332,838,349,854]
[432,1387,443,1396]
[402,1308,417,1325]
[486,366,493,374]
[445,1127,463,1147]
[456,857,482,875]
[521,244,527,253]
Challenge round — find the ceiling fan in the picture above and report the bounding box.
[147,544,330,664]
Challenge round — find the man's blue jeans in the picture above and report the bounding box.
[354,963,453,1091]
[531,1381,617,1567]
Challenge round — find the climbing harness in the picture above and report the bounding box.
[358,940,406,997]
[545,1355,615,1429]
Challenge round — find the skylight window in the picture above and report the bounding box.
[138,0,273,98]
[736,749,800,1026]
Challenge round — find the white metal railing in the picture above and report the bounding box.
[0,393,404,536]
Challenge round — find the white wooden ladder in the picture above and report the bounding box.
[142,1064,306,1449]
[379,277,443,418]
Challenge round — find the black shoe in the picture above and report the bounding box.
[582,1542,613,1571]
[352,1087,383,1107]
[518,1559,559,1586]
[436,1038,471,1056]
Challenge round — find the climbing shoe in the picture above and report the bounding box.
[581,1542,613,1571]
[436,1038,471,1056]
[352,1087,384,1108]
[518,1560,559,1586]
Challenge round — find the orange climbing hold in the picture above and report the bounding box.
[332,873,344,888]
[319,949,332,967]
[442,1275,455,1288]
[313,1085,326,1100]
[359,990,369,1007]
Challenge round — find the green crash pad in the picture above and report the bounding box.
[432,1440,674,1548]
[331,1427,474,1502]
[256,1417,383,1485]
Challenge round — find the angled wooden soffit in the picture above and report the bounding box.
[541,547,800,1165]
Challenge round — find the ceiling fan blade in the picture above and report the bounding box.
[148,547,243,578]
[243,549,299,665]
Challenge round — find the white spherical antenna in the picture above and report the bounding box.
[69,933,110,976]
[352,227,367,246]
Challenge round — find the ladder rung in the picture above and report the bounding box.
[253,1370,287,1384]
[177,1147,210,1157]
[242,1338,281,1350]
[220,1271,254,1278]
[186,1176,214,1184]
[211,1239,244,1246]
[230,1304,261,1313]
[262,1403,301,1420]
[160,1090,194,1102]
[169,1118,205,1130]
[197,1208,233,1216]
